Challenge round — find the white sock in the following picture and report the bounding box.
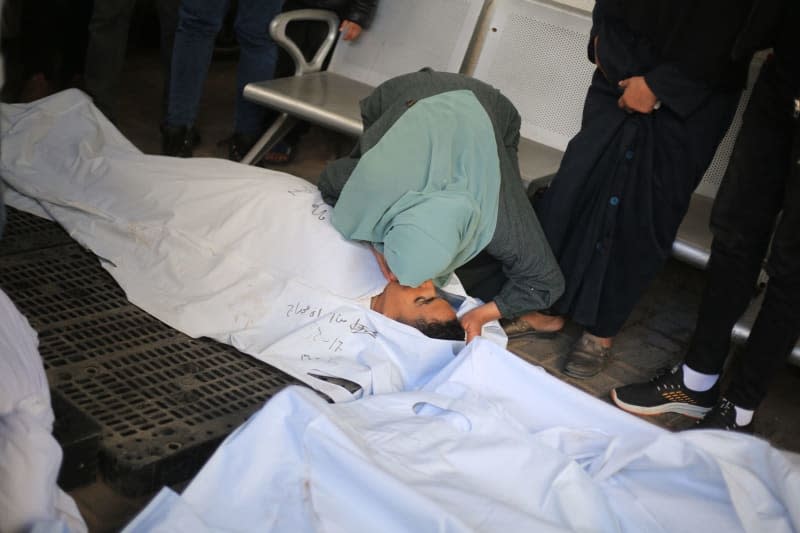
[734,405,754,426]
[682,364,719,392]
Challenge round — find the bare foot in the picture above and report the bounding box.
[519,312,564,332]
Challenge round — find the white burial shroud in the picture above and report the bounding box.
[0,90,504,402]
[125,339,800,533]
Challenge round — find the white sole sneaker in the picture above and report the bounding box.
[610,389,713,419]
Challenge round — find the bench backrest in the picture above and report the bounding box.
[471,0,595,151]
[327,0,487,87]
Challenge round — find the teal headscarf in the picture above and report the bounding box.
[331,90,501,287]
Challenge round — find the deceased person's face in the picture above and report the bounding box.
[372,280,456,325]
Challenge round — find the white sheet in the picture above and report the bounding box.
[0,90,505,402]
[124,339,800,533]
[0,289,87,533]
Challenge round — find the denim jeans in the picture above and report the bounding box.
[166,0,282,136]
[685,58,800,409]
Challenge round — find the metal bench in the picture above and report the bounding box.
[240,0,486,165]
[470,0,799,365]
[469,0,594,186]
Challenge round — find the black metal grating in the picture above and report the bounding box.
[0,207,301,496]
[0,205,74,255]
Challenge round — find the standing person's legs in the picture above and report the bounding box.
[16,0,60,101]
[227,0,282,159]
[611,61,797,426]
[163,0,227,156]
[83,0,136,121]
[58,0,92,89]
[156,0,182,124]
[686,60,794,382]
[722,112,800,413]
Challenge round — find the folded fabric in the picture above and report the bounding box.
[125,339,800,533]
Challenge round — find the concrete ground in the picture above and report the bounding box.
[59,44,800,530]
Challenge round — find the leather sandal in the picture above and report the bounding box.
[500,317,560,339]
[563,333,611,378]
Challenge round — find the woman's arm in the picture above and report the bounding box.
[460,301,501,343]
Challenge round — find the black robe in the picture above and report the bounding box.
[534,0,757,337]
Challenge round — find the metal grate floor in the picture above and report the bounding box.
[0,207,301,496]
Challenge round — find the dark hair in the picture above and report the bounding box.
[410,318,466,341]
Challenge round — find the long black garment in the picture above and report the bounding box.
[535,0,753,337]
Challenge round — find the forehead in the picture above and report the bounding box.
[406,297,457,322]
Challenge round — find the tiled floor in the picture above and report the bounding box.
[64,44,800,530]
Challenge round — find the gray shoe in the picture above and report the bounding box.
[563,334,611,378]
[500,317,559,339]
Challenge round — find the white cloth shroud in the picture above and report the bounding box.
[0,289,88,533]
[125,339,800,533]
[0,90,505,402]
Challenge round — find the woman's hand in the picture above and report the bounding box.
[460,302,501,343]
[370,245,397,282]
[617,76,660,114]
[340,20,363,41]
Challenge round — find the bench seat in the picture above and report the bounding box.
[672,194,715,270]
[518,137,563,186]
[244,72,369,137]
[240,1,485,164]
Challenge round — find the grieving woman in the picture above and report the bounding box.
[318,69,565,342]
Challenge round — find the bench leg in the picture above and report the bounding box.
[241,113,298,165]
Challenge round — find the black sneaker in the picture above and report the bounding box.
[611,365,718,418]
[693,397,754,433]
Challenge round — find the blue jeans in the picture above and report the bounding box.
[166,0,281,136]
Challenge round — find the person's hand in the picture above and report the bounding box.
[340,20,363,41]
[617,76,660,114]
[370,245,397,282]
[460,302,501,343]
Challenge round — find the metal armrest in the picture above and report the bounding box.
[269,9,340,76]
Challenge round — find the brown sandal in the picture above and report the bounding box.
[563,333,611,378]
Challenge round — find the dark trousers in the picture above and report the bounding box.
[685,59,800,409]
[83,0,137,121]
